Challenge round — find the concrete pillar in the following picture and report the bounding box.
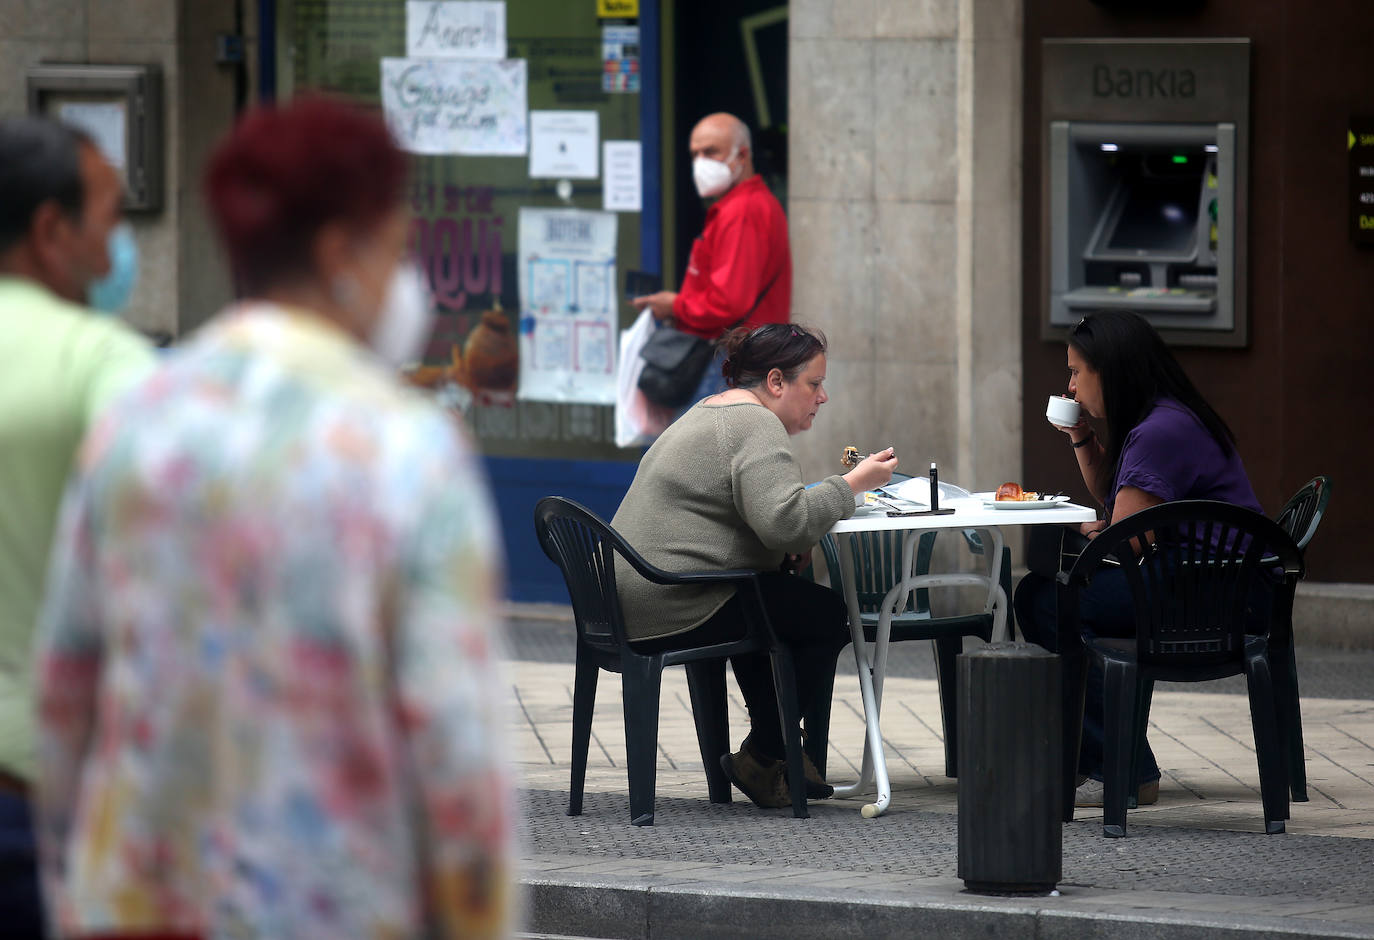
[790,0,1023,574]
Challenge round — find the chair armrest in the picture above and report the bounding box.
[625,561,780,648]
[662,568,761,586]
[1057,536,1133,587]
[612,541,762,590]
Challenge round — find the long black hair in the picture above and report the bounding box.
[1069,310,1236,483]
[719,323,827,389]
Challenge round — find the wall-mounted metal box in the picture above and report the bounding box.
[27,64,164,213]
[1041,39,1250,347]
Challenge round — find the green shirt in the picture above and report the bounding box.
[611,400,854,641]
[0,276,154,780]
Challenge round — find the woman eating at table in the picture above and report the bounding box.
[1013,309,1265,809]
[612,324,897,808]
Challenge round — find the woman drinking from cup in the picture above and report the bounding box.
[612,324,897,808]
[1013,310,1265,809]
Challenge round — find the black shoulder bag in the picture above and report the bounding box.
[637,270,781,409]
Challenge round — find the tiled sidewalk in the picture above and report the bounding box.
[508,645,1374,939]
[511,661,1374,838]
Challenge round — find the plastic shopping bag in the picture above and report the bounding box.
[615,309,674,448]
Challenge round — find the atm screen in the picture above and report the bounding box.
[1105,176,1201,253]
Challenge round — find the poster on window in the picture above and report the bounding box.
[517,207,617,404]
[380,57,528,155]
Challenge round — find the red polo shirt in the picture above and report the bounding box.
[671,174,792,338]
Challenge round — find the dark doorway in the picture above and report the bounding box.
[671,2,788,280]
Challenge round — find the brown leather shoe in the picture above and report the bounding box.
[720,738,791,809]
[799,751,834,800]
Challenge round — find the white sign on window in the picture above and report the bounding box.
[406,1,506,59]
[381,57,527,155]
[518,207,618,404]
[602,140,641,212]
[528,111,600,179]
[403,1,508,59]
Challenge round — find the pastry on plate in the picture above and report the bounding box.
[995,481,1040,502]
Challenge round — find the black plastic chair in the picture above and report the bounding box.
[1276,476,1331,555]
[1270,475,1333,802]
[1055,500,1304,837]
[534,496,808,826]
[815,528,1011,779]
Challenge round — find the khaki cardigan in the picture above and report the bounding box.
[611,400,855,641]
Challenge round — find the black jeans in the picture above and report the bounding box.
[1014,567,1161,784]
[0,791,45,939]
[631,572,849,760]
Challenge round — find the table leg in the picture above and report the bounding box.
[830,533,891,817]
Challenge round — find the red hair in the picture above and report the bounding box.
[204,94,408,294]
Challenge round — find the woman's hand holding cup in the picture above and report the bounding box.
[844,447,898,495]
[1046,394,1080,428]
[1046,395,1093,443]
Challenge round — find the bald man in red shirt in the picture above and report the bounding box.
[633,113,791,376]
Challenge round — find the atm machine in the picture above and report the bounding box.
[1041,39,1250,346]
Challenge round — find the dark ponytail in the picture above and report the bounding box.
[720,324,827,389]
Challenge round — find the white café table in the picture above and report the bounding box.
[828,495,1097,818]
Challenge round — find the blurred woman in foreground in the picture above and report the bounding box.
[34,96,513,939]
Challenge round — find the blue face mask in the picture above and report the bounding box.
[86,222,139,315]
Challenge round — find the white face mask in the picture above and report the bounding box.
[368,263,435,367]
[693,149,739,198]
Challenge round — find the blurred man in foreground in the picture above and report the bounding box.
[0,116,153,937]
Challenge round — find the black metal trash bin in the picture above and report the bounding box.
[957,642,1062,894]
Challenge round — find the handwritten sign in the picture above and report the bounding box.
[406,1,506,59]
[381,57,527,155]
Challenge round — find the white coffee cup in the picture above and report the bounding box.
[1046,395,1080,428]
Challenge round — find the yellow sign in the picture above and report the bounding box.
[598,0,638,17]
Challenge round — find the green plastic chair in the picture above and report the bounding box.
[812,526,1013,780]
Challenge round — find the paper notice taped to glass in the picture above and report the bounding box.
[603,140,641,212]
[529,111,600,179]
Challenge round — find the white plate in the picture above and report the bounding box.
[982,495,1072,510]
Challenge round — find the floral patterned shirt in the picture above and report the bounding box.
[34,305,514,939]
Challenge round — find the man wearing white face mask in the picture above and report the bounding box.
[0,116,154,937]
[632,112,791,399]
